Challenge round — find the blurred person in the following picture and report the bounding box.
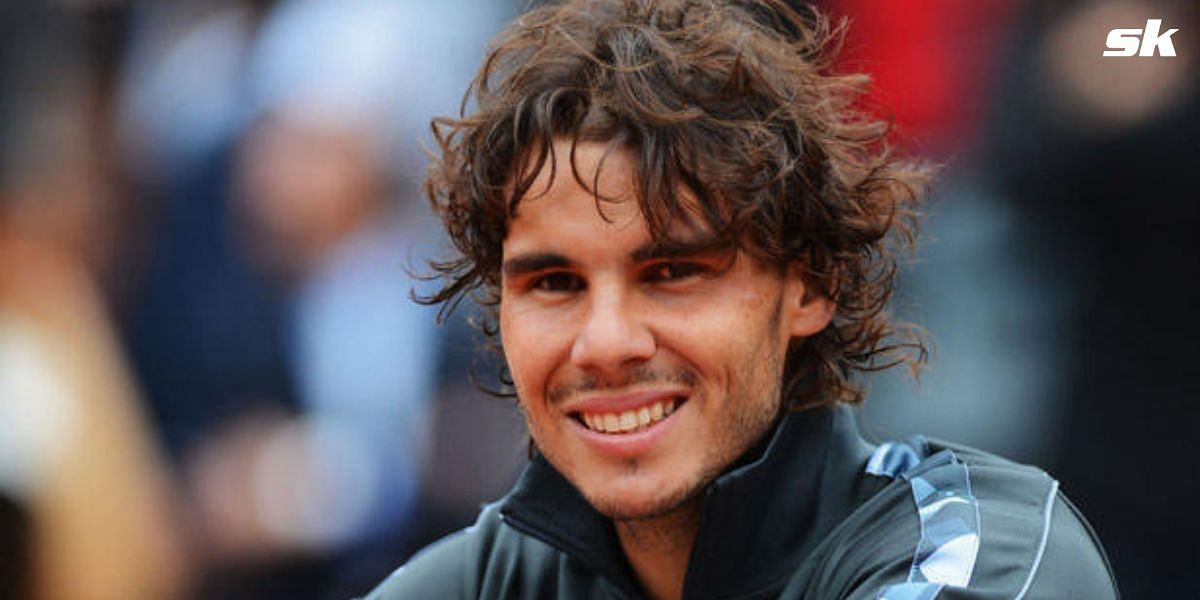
[185,38,442,584]
[116,0,289,462]
[368,2,1119,599]
[0,4,189,599]
[981,1,1200,596]
[812,0,1069,468]
[114,0,515,596]
[113,2,307,594]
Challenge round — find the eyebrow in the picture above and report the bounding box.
[501,234,732,278]
[502,252,574,278]
[630,234,732,263]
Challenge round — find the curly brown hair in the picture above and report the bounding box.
[421,0,931,410]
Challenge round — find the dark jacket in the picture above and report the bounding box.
[367,406,1118,599]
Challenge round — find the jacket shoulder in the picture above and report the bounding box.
[789,440,1118,599]
[1013,492,1119,599]
[363,503,565,599]
[363,507,491,599]
[939,442,1119,598]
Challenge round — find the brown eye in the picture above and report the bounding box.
[532,272,585,293]
[647,262,707,282]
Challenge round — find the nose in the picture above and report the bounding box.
[569,282,656,375]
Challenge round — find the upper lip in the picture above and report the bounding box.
[564,389,689,415]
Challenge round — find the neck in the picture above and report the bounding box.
[615,498,702,600]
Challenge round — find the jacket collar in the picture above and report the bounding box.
[498,405,876,599]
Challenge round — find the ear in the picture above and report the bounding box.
[783,264,835,338]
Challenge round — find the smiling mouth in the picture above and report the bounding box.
[572,397,684,435]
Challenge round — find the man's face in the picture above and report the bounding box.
[499,140,833,520]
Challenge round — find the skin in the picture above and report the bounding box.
[235,113,383,280]
[499,140,834,600]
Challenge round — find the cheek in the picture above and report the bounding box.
[679,289,785,403]
[677,290,780,356]
[500,303,566,402]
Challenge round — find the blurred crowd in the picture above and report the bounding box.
[0,0,1196,598]
[1,1,524,598]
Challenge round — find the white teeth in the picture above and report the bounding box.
[619,412,637,430]
[604,413,620,432]
[650,402,664,420]
[579,399,680,434]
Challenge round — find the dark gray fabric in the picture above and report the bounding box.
[788,442,1119,599]
[1021,495,1119,600]
[365,407,1118,599]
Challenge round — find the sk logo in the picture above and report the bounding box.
[1104,19,1179,57]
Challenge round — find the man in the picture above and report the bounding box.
[368,1,1119,598]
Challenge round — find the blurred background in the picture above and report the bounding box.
[0,0,1194,598]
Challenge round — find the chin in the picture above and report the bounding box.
[579,470,700,521]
